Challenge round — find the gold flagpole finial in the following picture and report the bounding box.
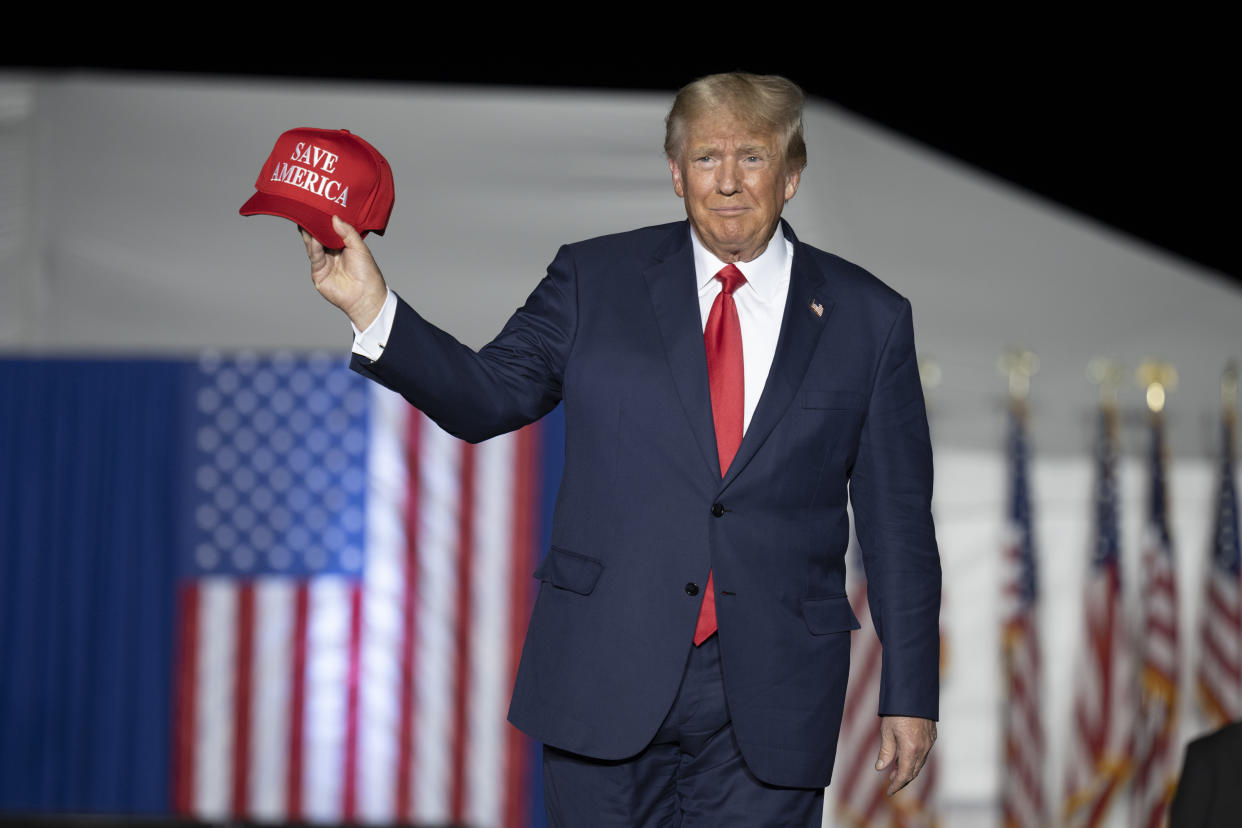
[918,355,942,393]
[998,348,1039,402]
[1087,358,1124,408]
[1137,360,1178,414]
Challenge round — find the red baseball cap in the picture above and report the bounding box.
[240,127,395,248]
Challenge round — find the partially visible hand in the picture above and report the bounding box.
[301,215,388,330]
[874,715,937,796]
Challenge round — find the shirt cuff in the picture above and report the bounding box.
[350,288,398,361]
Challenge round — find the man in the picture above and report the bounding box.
[1169,720,1242,827]
[303,73,940,826]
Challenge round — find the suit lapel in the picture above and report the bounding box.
[642,223,722,478]
[722,221,833,490]
[642,220,836,486]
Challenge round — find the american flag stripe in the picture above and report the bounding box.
[192,578,237,816]
[834,602,884,798]
[231,582,255,817]
[412,419,464,820]
[302,576,356,821]
[1196,412,1240,726]
[174,360,540,826]
[1131,413,1179,828]
[1062,576,1130,826]
[172,582,199,815]
[1205,588,1241,634]
[351,389,399,823]
[342,581,364,820]
[833,591,882,802]
[249,580,295,821]
[287,583,309,820]
[394,405,422,820]
[505,429,539,828]
[466,436,518,826]
[1199,594,1241,720]
[1003,619,1044,826]
[1000,403,1045,828]
[449,443,477,822]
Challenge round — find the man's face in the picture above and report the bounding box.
[668,112,801,264]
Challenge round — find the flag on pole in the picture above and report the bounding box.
[833,543,940,828]
[1062,405,1133,827]
[171,353,542,827]
[1000,402,1046,828]
[1131,409,1179,828]
[1195,406,1241,726]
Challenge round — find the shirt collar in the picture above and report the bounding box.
[691,223,789,303]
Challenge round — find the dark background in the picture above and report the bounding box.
[9,25,1235,281]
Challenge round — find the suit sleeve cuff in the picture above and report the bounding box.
[350,288,398,362]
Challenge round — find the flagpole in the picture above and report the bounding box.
[999,348,1039,412]
[1132,359,1180,828]
[997,346,1046,828]
[1087,357,1123,410]
[1062,358,1132,828]
[1136,361,1177,418]
[1222,361,1238,426]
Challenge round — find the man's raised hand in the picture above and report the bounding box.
[301,214,389,331]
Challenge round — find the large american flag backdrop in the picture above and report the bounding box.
[0,356,559,826]
[1130,411,1179,828]
[172,353,552,826]
[1195,407,1240,726]
[999,402,1046,828]
[1061,405,1133,828]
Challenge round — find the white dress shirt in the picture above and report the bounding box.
[691,225,793,434]
[351,288,398,361]
[353,224,794,435]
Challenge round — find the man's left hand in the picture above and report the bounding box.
[874,715,937,796]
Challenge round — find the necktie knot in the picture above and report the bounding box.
[715,263,746,296]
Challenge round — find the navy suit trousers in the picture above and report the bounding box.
[541,635,824,827]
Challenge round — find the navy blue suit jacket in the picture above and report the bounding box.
[1170,721,1242,827]
[352,219,941,788]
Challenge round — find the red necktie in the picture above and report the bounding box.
[694,263,745,645]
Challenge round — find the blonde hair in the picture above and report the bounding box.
[664,72,807,172]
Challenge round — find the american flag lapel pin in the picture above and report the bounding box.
[810,299,824,317]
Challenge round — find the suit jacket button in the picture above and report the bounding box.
[684,582,700,596]
[711,503,725,517]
